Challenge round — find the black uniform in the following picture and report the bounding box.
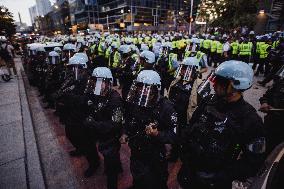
[44,63,65,108]
[84,90,123,189]
[259,76,284,154]
[178,95,265,188]
[117,56,136,100]
[59,74,99,169]
[124,98,178,189]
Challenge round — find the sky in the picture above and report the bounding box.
[0,0,56,26]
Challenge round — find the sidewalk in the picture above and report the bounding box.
[0,58,45,189]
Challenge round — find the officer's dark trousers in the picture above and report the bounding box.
[99,141,121,189]
[130,150,168,189]
[239,55,250,64]
[65,126,99,165]
[255,58,267,75]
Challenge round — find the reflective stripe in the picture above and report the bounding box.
[239,43,252,56]
[259,44,270,59]
[195,51,204,63]
[203,39,211,49]
[216,42,223,54]
[168,53,177,74]
[184,51,191,58]
[113,51,120,68]
[98,42,104,56]
[211,41,218,52]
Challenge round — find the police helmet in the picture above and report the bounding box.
[127,70,161,107]
[214,60,253,90]
[119,45,131,54]
[85,67,113,96]
[140,50,156,64]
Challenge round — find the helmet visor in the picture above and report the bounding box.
[126,81,160,107]
[48,56,60,64]
[275,65,284,79]
[85,77,112,96]
[175,64,198,81]
[197,72,215,99]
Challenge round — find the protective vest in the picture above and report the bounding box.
[133,38,138,44]
[239,43,252,56]
[203,39,211,49]
[168,53,177,74]
[112,51,120,68]
[256,42,265,54]
[184,50,191,58]
[210,40,218,53]
[172,41,177,49]
[272,40,280,49]
[195,51,205,63]
[131,53,139,62]
[230,42,239,55]
[259,44,270,59]
[90,44,97,54]
[216,42,223,54]
[178,40,186,49]
[98,42,104,56]
[105,47,111,59]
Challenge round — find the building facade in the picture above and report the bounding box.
[36,0,52,16]
[29,5,39,25]
[97,0,191,31]
[32,0,199,33]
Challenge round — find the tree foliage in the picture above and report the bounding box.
[0,6,16,37]
[197,0,258,29]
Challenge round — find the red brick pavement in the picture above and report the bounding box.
[41,96,181,189]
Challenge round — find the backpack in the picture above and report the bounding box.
[0,44,11,61]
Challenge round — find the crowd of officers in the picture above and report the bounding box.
[22,30,284,189]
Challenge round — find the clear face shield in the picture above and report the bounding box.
[275,65,284,80]
[197,72,215,99]
[63,50,75,60]
[126,81,161,108]
[84,77,113,96]
[67,64,86,80]
[174,64,198,82]
[48,56,60,65]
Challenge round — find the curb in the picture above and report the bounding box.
[17,59,46,189]
[20,61,79,189]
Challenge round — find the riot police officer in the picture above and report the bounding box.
[120,70,178,189]
[178,61,265,188]
[167,57,204,161]
[259,65,284,155]
[138,50,156,72]
[117,45,136,100]
[43,51,62,109]
[56,55,97,177]
[83,67,124,189]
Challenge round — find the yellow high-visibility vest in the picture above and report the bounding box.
[239,43,252,56]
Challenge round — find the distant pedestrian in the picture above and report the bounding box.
[0,40,17,75]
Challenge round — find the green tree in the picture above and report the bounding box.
[196,0,258,29]
[0,6,16,37]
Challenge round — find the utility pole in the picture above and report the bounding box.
[86,0,90,25]
[189,0,193,35]
[107,15,109,32]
